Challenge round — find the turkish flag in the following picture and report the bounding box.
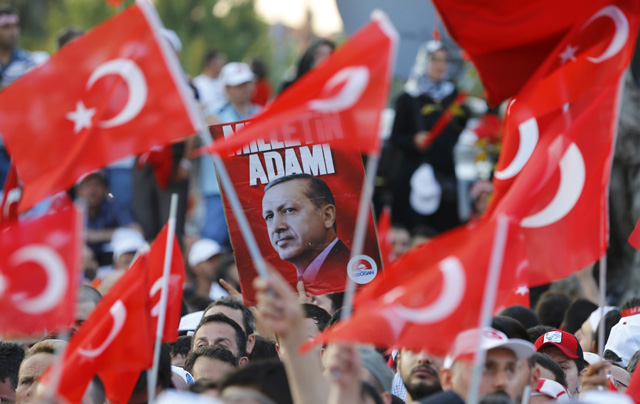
[98,224,184,404]
[0,204,81,335]
[305,218,521,355]
[432,0,627,105]
[487,0,639,285]
[200,13,397,157]
[105,0,124,6]
[0,2,201,212]
[377,206,393,267]
[146,223,186,343]
[43,257,154,404]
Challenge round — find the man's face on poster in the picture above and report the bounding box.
[262,178,335,267]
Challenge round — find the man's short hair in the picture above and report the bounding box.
[194,314,247,358]
[264,174,335,210]
[535,292,571,328]
[248,336,279,362]
[184,346,238,375]
[499,305,540,330]
[219,359,293,404]
[527,325,554,344]
[24,339,66,361]
[169,335,192,358]
[206,297,255,334]
[57,27,84,49]
[302,303,331,332]
[189,378,218,394]
[0,342,25,389]
[562,298,598,334]
[534,352,568,388]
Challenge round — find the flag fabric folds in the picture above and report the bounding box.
[199,12,397,158]
[0,1,201,212]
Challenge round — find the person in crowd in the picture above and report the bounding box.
[250,57,271,106]
[74,285,101,332]
[16,339,65,404]
[575,306,619,353]
[391,224,412,259]
[0,341,25,403]
[534,329,585,396]
[184,345,238,383]
[560,298,598,334]
[424,328,536,404]
[534,352,568,388]
[468,180,493,221]
[192,313,249,367]
[169,336,192,368]
[604,309,640,368]
[75,170,141,266]
[396,348,443,402]
[193,50,227,111]
[204,297,256,355]
[189,238,226,299]
[389,40,469,234]
[535,292,571,329]
[279,38,335,93]
[218,359,294,404]
[500,305,540,330]
[199,61,261,249]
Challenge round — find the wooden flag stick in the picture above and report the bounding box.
[467,215,510,404]
[341,153,380,320]
[147,193,178,404]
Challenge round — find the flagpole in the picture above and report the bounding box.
[341,152,380,320]
[467,214,510,404]
[147,193,178,404]
[48,200,85,402]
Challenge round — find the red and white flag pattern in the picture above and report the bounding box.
[0,203,81,335]
[0,1,201,212]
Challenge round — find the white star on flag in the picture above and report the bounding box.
[559,44,579,64]
[66,101,96,134]
[515,285,529,296]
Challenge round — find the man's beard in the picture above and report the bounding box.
[406,379,442,400]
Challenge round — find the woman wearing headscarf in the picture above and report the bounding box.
[389,40,469,233]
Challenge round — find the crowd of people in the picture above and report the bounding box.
[1,4,637,404]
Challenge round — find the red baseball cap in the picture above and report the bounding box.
[534,329,584,360]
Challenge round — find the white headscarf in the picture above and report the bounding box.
[404,40,455,101]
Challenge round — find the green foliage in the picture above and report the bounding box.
[3,0,274,77]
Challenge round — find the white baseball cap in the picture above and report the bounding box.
[220,62,254,87]
[188,238,222,267]
[111,227,146,260]
[178,311,204,333]
[444,327,535,369]
[604,314,640,367]
[588,306,619,332]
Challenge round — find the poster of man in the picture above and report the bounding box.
[211,119,382,305]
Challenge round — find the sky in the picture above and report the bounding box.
[254,0,343,37]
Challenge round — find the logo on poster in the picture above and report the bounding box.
[347,255,377,284]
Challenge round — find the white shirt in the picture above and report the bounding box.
[299,238,339,283]
[193,74,226,110]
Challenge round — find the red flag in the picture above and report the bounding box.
[0,2,201,212]
[0,205,81,335]
[487,0,639,285]
[146,223,186,342]
[105,0,124,6]
[200,13,397,157]
[42,256,153,404]
[0,161,19,224]
[98,224,184,404]
[432,0,618,105]
[629,221,640,250]
[377,206,393,267]
[627,363,640,403]
[305,218,521,355]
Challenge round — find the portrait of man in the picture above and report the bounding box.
[261,173,351,292]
